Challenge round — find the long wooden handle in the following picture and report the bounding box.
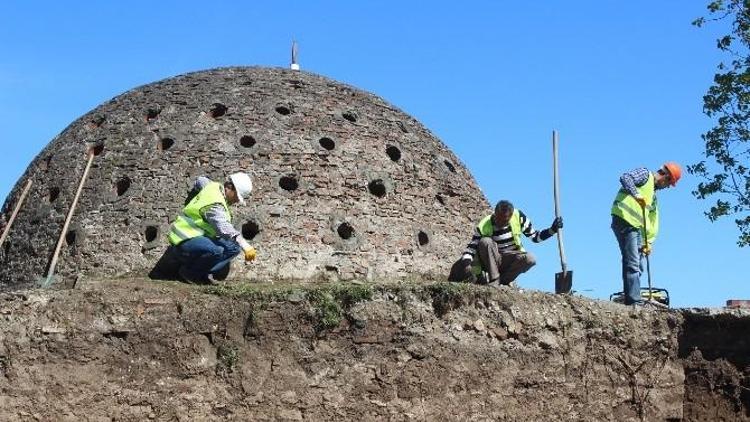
[553,130,567,273]
[44,151,95,286]
[0,179,33,249]
[641,204,652,293]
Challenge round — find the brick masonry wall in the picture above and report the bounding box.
[0,67,489,287]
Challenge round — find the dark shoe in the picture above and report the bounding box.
[205,273,221,285]
[475,272,489,285]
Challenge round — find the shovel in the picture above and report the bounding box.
[553,131,572,294]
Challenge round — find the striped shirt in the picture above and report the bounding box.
[462,210,554,259]
[619,167,651,197]
[192,176,242,241]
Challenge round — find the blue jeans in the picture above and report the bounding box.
[611,215,644,305]
[175,236,240,281]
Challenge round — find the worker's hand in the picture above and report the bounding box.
[243,247,257,262]
[550,216,563,233]
[235,236,255,261]
[639,243,652,256]
[634,195,647,209]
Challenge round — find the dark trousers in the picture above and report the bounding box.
[175,236,240,280]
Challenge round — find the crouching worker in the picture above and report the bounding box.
[449,200,562,286]
[168,173,256,283]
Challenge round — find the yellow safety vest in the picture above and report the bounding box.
[472,209,524,275]
[168,182,231,246]
[611,173,659,244]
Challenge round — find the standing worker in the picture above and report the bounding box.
[449,200,562,286]
[168,173,256,283]
[611,162,681,305]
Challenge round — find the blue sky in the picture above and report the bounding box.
[1,1,745,307]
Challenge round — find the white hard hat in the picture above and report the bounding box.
[228,172,252,205]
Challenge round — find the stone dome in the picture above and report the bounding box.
[0,67,489,288]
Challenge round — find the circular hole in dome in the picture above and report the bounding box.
[145,108,161,121]
[417,231,430,246]
[48,187,60,203]
[342,111,358,123]
[209,103,228,118]
[368,179,386,198]
[115,177,131,196]
[159,138,174,151]
[337,222,355,240]
[240,135,256,148]
[386,145,401,162]
[89,143,105,156]
[65,230,77,246]
[242,220,261,240]
[275,105,291,116]
[144,226,158,243]
[319,137,335,151]
[279,176,299,191]
[443,159,456,173]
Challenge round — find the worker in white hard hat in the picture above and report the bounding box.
[167,172,256,283]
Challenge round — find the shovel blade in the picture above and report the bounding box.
[555,270,573,294]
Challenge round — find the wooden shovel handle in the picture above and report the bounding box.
[0,179,33,249]
[45,150,95,285]
[553,130,567,274]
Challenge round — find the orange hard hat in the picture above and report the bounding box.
[663,162,681,186]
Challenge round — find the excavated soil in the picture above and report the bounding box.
[0,278,747,421]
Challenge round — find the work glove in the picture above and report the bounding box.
[550,216,563,233]
[639,243,652,256]
[243,247,257,262]
[236,236,257,262]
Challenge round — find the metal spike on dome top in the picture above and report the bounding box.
[290,40,300,71]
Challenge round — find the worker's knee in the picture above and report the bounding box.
[477,237,497,255]
[523,253,536,269]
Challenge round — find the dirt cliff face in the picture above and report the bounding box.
[0,67,489,289]
[0,279,746,421]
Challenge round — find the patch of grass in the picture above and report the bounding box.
[330,283,374,307]
[308,289,342,330]
[204,281,375,332]
[216,344,239,373]
[203,283,300,303]
[203,279,492,322]
[427,282,473,317]
[308,283,374,332]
